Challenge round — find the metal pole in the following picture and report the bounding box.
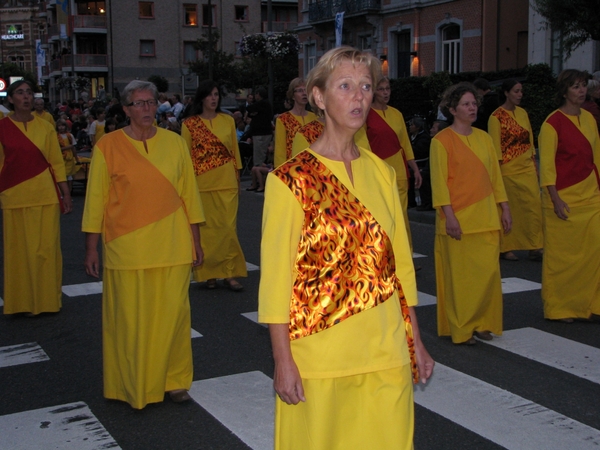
[208,0,213,80]
[267,0,273,103]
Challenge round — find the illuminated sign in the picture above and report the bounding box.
[2,25,24,41]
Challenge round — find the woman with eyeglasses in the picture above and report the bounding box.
[538,70,600,322]
[83,80,205,408]
[182,80,247,291]
[273,78,317,168]
[356,77,422,251]
[0,80,72,316]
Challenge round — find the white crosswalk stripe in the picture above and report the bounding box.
[0,342,49,368]
[0,402,120,449]
[414,363,600,449]
[483,327,600,384]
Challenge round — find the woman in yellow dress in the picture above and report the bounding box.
[0,80,72,316]
[259,47,433,450]
[57,119,80,192]
[488,79,543,261]
[355,77,422,250]
[273,78,317,168]
[431,83,512,345]
[182,80,247,291]
[538,69,600,322]
[83,80,205,408]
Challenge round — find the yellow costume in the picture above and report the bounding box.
[34,110,56,128]
[290,119,324,158]
[274,111,317,167]
[488,106,543,252]
[58,132,79,177]
[431,128,508,343]
[356,106,415,248]
[82,128,204,409]
[182,113,247,282]
[89,120,105,146]
[538,109,600,320]
[0,116,66,315]
[259,148,418,449]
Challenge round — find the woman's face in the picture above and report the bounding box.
[450,92,478,126]
[202,87,219,113]
[292,85,308,107]
[506,83,523,106]
[374,80,391,105]
[57,124,67,133]
[124,89,158,128]
[8,82,33,113]
[315,60,373,132]
[564,79,587,107]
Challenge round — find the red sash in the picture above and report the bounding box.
[0,118,64,211]
[274,151,419,383]
[366,108,409,178]
[183,115,237,176]
[546,111,600,190]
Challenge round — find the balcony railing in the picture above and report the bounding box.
[262,21,298,33]
[61,54,108,69]
[71,15,107,30]
[308,0,380,22]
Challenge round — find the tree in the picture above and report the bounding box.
[188,30,236,91]
[148,75,168,93]
[533,0,600,56]
[0,63,40,91]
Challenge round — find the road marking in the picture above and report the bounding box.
[241,311,267,328]
[484,328,600,385]
[189,371,274,450]
[191,328,203,338]
[413,252,427,258]
[417,291,437,306]
[0,296,3,307]
[246,261,260,271]
[501,277,541,294]
[414,363,600,449]
[62,282,103,297]
[0,401,120,449]
[0,342,50,368]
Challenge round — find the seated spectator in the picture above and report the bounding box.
[246,141,273,192]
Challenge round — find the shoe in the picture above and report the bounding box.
[556,318,574,323]
[168,390,191,403]
[225,278,243,292]
[528,249,543,261]
[246,187,258,191]
[206,279,217,289]
[455,337,476,346]
[474,331,493,341]
[500,252,519,261]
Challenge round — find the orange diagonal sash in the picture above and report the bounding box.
[436,129,494,215]
[183,115,236,176]
[274,151,419,383]
[101,130,182,243]
[278,112,302,159]
[493,108,531,164]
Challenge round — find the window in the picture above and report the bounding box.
[358,34,372,51]
[140,40,155,57]
[202,4,216,26]
[139,2,154,19]
[304,43,316,76]
[184,41,198,63]
[77,1,106,15]
[10,55,25,70]
[184,4,198,26]
[441,24,460,74]
[234,5,248,22]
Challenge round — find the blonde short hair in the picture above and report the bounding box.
[286,78,306,101]
[306,46,382,117]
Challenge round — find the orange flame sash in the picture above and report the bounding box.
[278,112,303,160]
[492,108,531,164]
[298,120,324,146]
[183,115,237,176]
[274,151,419,382]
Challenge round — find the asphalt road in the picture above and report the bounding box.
[1,178,599,450]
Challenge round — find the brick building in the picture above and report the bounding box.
[296,0,529,78]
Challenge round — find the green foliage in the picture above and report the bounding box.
[148,75,168,93]
[422,71,453,104]
[189,51,236,92]
[533,0,600,56]
[389,77,431,119]
[0,63,40,91]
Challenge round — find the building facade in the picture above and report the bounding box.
[296,0,529,78]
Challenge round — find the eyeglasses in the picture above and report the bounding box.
[294,88,307,93]
[376,87,391,92]
[126,99,158,108]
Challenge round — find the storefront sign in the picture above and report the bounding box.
[2,25,24,40]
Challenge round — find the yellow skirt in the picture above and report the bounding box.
[193,188,247,281]
[102,264,193,409]
[500,171,543,252]
[275,364,414,450]
[2,205,62,315]
[435,231,503,343]
[541,201,600,319]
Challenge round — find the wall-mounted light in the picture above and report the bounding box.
[409,51,418,57]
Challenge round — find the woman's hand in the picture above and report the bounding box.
[191,223,204,266]
[58,182,72,214]
[547,186,569,220]
[84,233,101,278]
[415,341,435,384]
[499,202,512,234]
[273,358,305,405]
[408,160,422,189]
[440,205,461,240]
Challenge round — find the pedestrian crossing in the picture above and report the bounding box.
[2,267,599,449]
